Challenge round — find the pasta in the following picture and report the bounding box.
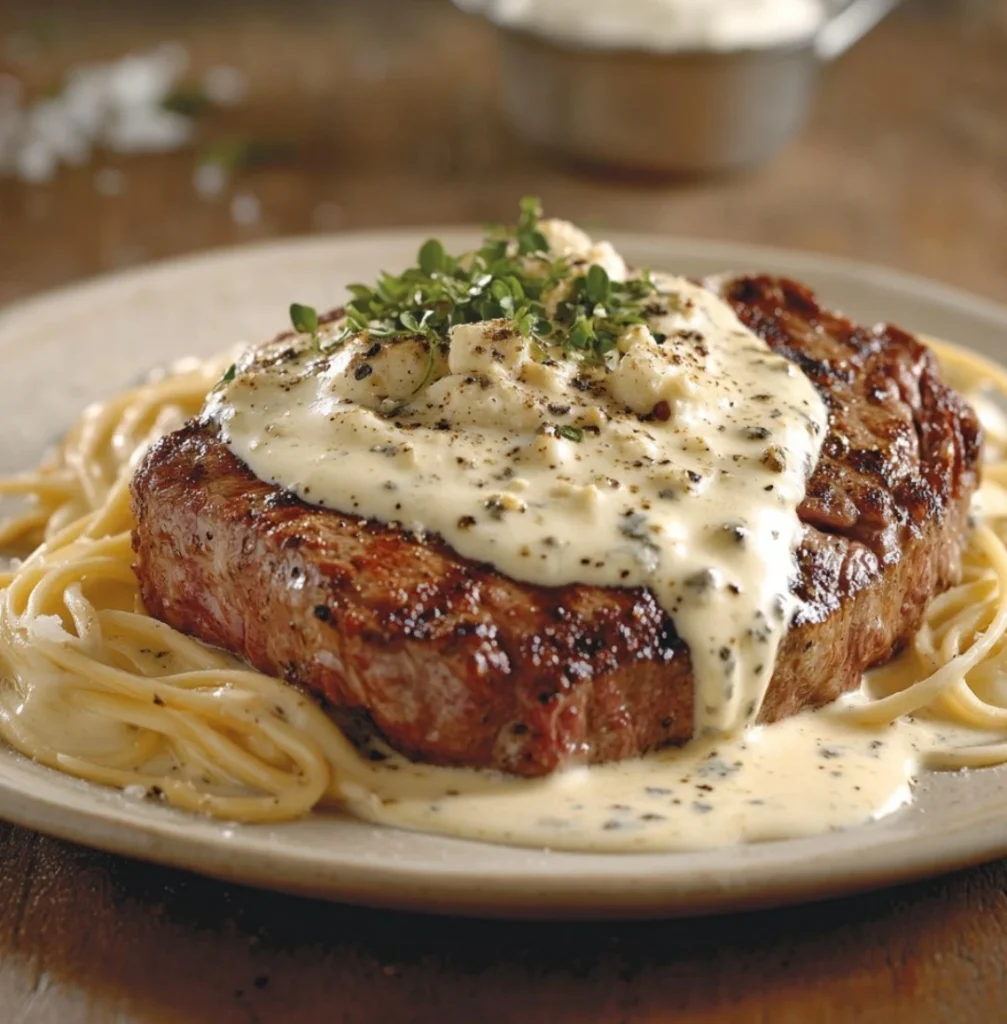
[0,361,386,822]
[0,338,1006,824]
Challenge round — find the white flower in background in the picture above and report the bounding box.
[230,193,261,226]
[202,65,248,107]
[93,167,126,197]
[192,160,228,199]
[0,43,202,183]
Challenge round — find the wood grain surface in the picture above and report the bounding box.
[1,1,1007,1021]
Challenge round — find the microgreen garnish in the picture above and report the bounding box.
[584,264,610,305]
[413,337,439,397]
[417,238,448,275]
[514,195,550,255]
[304,197,662,365]
[290,303,320,347]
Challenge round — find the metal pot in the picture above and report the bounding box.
[480,0,901,174]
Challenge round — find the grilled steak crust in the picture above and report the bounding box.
[130,276,982,776]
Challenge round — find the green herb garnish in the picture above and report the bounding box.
[290,303,320,347]
[557,425,584,442]
[311,197,661,365]
[514,195,550,256]
[417,238,448,275]
[213,362,238,391]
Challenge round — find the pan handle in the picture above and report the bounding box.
[815,0,902,61]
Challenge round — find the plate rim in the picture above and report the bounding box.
[3,229,1007,920]
[0,752,1006,920]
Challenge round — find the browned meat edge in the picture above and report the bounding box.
[130,275,982,775]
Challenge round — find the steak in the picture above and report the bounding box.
[130,275,982,776]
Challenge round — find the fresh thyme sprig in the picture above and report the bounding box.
[289,302,320,346]
[285,197,662,364]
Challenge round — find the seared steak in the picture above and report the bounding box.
[130,276,982,776]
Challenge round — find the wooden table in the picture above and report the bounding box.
[1,1,1007,1020]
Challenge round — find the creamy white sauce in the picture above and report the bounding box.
[346,695,920,851]
[197,219,986,854]
[11,643,994,854]
[207,222,827,737]
[458,0,827,53]
[346,693,1007,852]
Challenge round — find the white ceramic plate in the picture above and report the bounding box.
[2,231,1007,920]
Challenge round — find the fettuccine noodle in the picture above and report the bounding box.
[0,360,391,822]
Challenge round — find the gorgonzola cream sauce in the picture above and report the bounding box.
[199,220,932,853]
[208,221,827,739]
[343,695,924,852]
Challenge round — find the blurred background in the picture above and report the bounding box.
[0,0,1005,309]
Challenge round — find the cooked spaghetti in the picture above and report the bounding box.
[0,337,1006,828]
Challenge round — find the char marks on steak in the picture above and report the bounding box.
[130,276,982,776]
